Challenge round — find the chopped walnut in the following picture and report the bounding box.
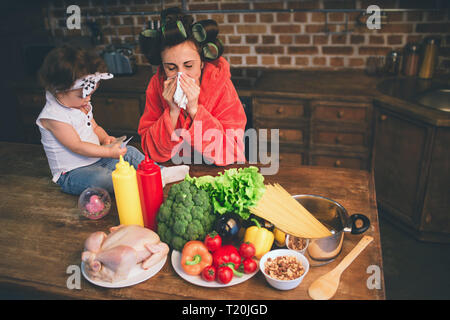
[288,236,307,250]
[264,255,305,280]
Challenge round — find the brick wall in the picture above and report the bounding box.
[46,0,450,73]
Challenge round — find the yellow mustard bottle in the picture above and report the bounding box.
[112,155,144,226]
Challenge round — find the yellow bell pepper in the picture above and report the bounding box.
[244,218,274,259]
[273,228,286,247]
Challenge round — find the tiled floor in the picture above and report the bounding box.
[378,215,450,300]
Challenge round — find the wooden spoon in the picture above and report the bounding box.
[308,235,374,300]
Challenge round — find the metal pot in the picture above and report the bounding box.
[293,195,370,263]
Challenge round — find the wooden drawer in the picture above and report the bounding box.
[253,98,305,120]
[314,130,365,147]
[92,95,142,132]
[253,151,304,167]
[279,128,303,143]
[312,100,369,123]
[311,154,365,169]
[257,128,304,144]
[279,152,303,166]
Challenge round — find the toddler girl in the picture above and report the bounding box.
[36,45,145,195]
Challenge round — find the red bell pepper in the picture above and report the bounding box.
[213,245,241,270]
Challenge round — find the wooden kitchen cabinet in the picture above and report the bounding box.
[250,70,378,170]
[252,97,308,166]
[373,100,450,242]
[252,96,372,170]
[421,128,450,235]
[310,99,372,169]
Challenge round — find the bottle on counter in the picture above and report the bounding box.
[385,50,402,75]
[419,37,440,79]
[136,154,163,231]
[402,43,421,77]
[112,155,144,226]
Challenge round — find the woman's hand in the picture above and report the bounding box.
[162,77,178,111]
[163,76,181,129]
[180,73,200,119]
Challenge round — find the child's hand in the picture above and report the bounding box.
[109,144,127,159]
[102,136,116,145]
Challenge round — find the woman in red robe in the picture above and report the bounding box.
[138,8,247,166]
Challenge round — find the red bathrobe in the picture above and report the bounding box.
[138,57,247,165]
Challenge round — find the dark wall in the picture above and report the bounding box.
[0,1,51,142]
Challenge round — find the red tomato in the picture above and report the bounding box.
[204,232,222,252]
[239,242,256,259]
[217,265,233,284]
[243,258,258,274]
[201,266,216,282]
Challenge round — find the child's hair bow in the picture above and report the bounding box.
[71,72,114,98]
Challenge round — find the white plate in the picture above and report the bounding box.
[81,255,167,288]
[171,250,258,288]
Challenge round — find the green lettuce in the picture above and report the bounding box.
[185,166,265,220]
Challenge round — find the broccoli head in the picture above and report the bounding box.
[156,180,216,251]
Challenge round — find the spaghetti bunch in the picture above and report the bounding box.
[250,184,332,238]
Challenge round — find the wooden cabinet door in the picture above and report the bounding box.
[91,94,143,136]
[421,128,450,235]
[373,106,431,228]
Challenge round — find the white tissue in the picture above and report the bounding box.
[173,72,188,110]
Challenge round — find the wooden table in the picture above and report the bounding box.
[0,142,385,300]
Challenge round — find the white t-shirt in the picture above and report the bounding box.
[36,91,101,182]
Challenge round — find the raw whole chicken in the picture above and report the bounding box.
[81,225,169,283]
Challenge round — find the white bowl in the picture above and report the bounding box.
[259,249,310,290]
[285,234,309,255]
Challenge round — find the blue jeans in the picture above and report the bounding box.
[57,146,145,196]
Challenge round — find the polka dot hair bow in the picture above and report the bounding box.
[71,72,114,98]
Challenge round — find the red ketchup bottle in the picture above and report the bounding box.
[136,154,163,231]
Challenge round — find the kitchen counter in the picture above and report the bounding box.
[0,142,385,300]
[374,76,450,127]
[252,69,382,99]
